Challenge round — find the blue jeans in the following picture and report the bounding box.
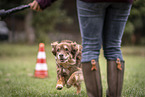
[77,0,132,62]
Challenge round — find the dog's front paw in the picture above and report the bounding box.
[56,84,63,90]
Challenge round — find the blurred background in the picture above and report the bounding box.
[0,1,145,96]
[0,0,145,45]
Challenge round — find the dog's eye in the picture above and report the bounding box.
[57,49,59,52]
[65,48,69,51]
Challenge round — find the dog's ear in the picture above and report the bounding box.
[71,42,77,55]
[71,42,82,59]
[76,44,82,60]
[71,42,82,67]
[51,41,58,56]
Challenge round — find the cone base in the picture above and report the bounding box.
[34,70,48,78]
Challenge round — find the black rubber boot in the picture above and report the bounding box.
[107,59,125,97]
[82,60,102,97]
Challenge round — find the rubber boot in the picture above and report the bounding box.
[107,59,125,97]
[82,60,102,97]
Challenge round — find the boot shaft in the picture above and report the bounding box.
[82,60,102,97]
[107,60,125,97]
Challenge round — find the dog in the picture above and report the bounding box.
[51,40,83,94]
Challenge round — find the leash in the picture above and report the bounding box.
[0,5,30,20]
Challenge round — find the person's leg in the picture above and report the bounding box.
[77,0,108,62]
[82,60,102,97]
[106,60,125,97]
[102,3,132,97]
[77,0,109,97]
[103,3,132,61]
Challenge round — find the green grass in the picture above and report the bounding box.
[0,43,145,97]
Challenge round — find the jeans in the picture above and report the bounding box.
[77,0,132,62]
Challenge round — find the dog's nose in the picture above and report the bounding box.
[59,54,63,57]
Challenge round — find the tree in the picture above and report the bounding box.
[32,0,72,43]
[124,0,145,45]
[0,0,71,44]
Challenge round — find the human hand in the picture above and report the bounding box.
[29,0,42,11]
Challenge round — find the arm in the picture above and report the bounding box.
[29,0,57,11]
[36,0,57,9]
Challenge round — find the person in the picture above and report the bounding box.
[29,0,133,97]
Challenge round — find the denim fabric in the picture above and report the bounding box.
[77,0,132,62]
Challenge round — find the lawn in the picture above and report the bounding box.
[0,43,145,97]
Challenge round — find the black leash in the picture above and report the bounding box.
[0,5,30,20]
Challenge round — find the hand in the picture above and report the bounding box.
[29,0,42,11]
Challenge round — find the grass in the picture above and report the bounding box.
[0,43,145,97]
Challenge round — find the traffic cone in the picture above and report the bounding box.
[34,43,48,78]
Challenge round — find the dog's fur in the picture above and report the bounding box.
[51,40,83,94]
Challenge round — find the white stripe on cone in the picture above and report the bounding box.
[35,63,48,70]
[37,52,46,59]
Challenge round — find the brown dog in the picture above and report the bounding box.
[51,40,83,94]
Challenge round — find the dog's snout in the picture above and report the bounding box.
[59,54,64,57]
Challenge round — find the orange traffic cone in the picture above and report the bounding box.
[34,43,48,78]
